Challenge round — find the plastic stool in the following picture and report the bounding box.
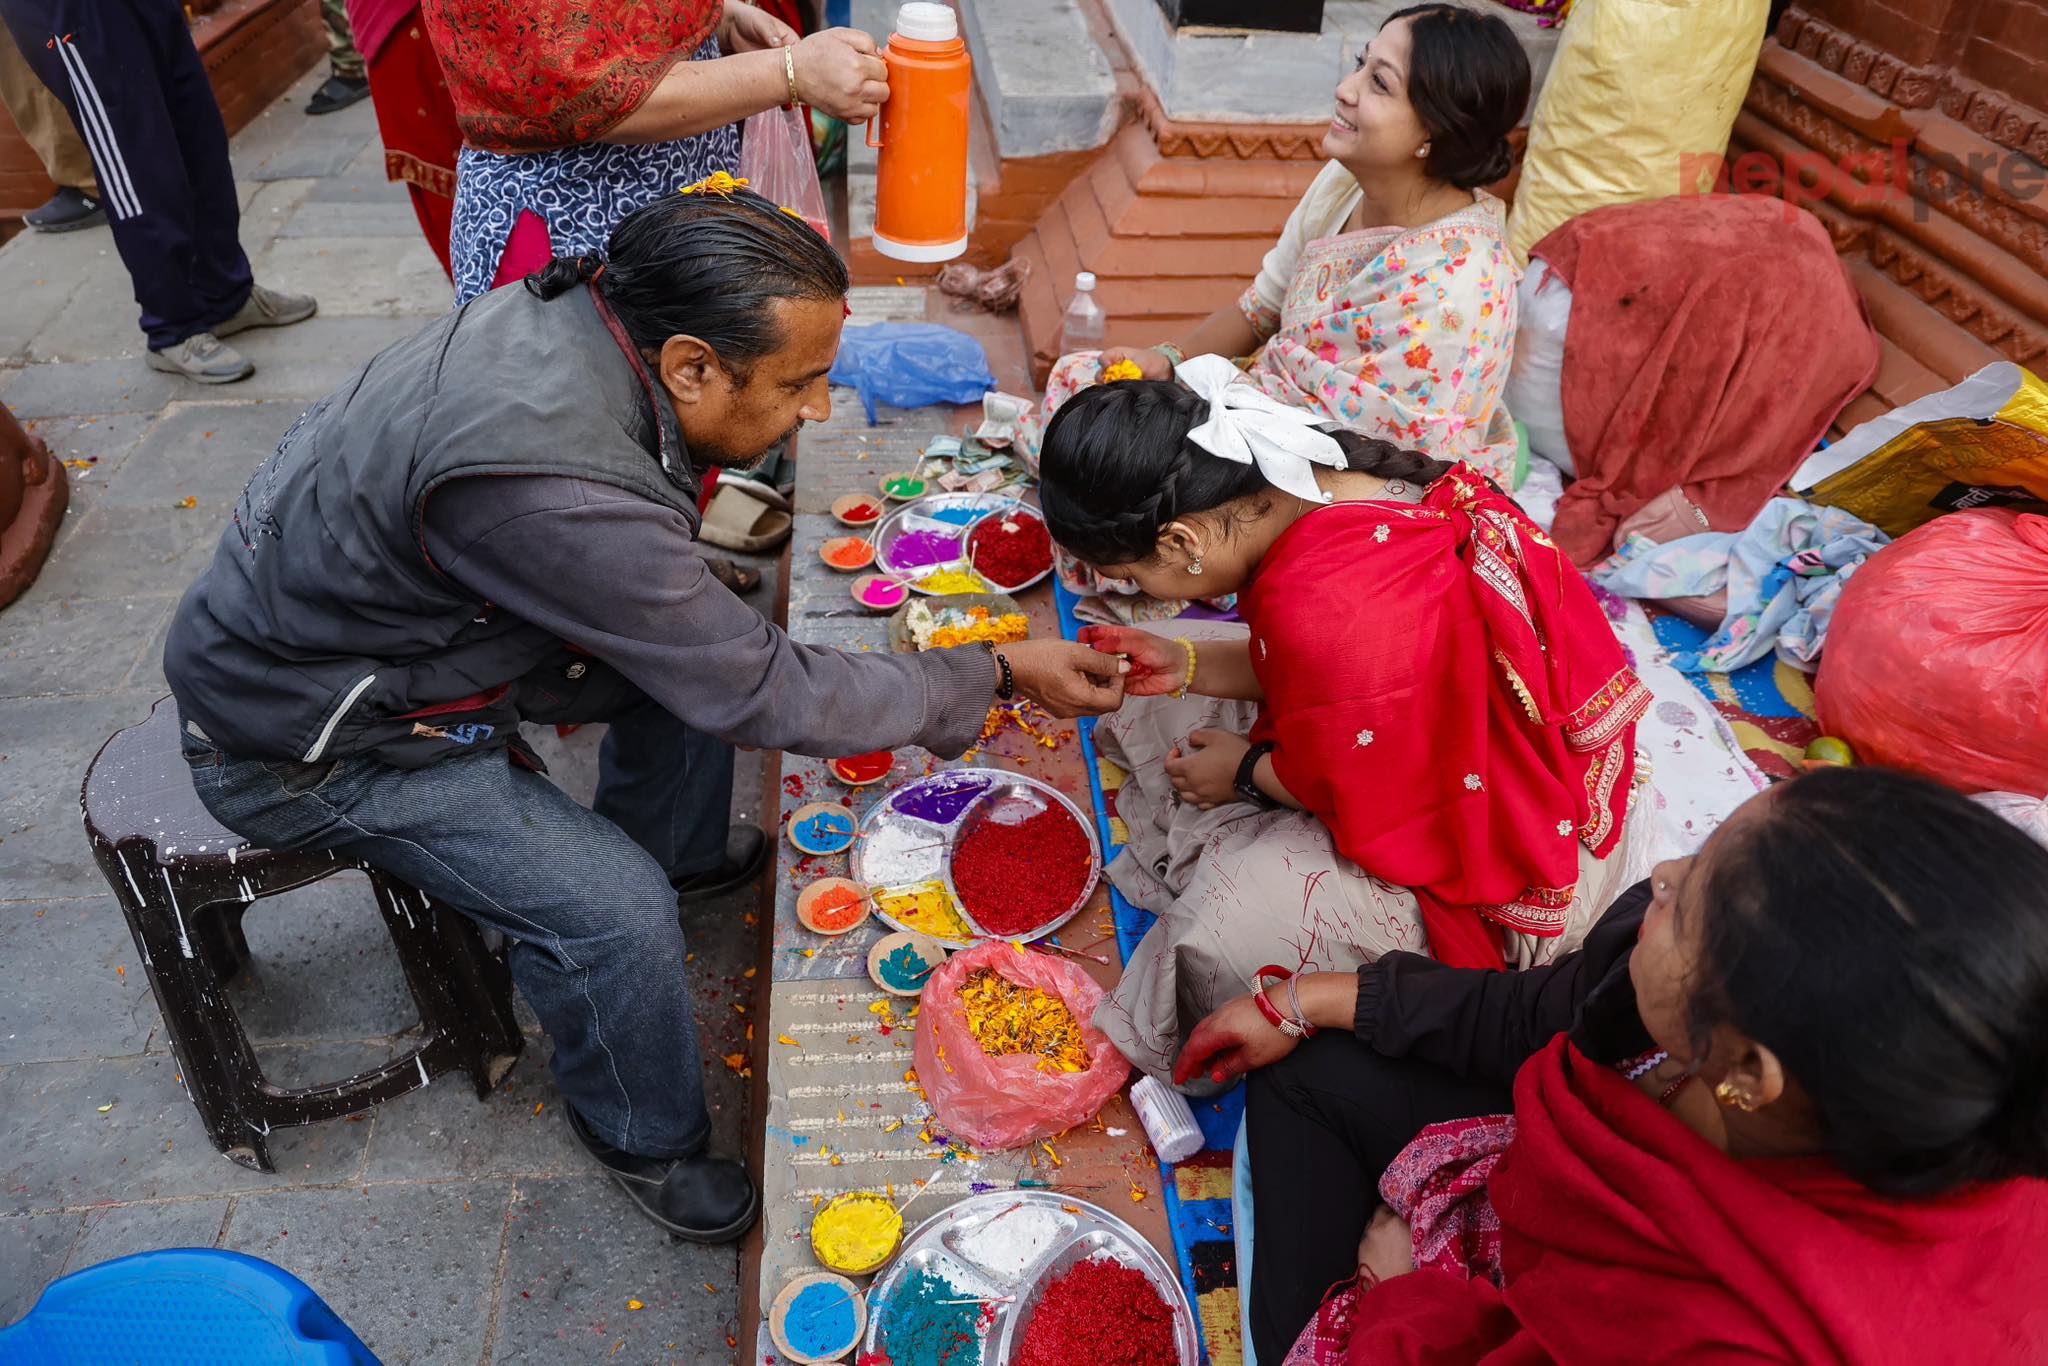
[0,1248,379,1364]
[80,697,524,1172]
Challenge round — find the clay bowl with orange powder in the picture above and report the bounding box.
[820,536,877,572]
[796,877,873,936]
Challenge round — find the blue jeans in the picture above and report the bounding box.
[180,698,734,1159]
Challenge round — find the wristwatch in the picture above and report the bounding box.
[1234,740,1278,809]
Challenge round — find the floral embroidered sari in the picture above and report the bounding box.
[1241,161,1520,484]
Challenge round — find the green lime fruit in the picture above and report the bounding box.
[1804,736,1856,767]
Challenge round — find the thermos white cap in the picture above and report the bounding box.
[1075,271,1098,290]
[895,2,959,42]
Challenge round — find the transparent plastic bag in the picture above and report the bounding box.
[739,104,829,243]
[915,941,1132,1151]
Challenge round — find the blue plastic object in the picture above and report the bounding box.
[827,322,996,424]
[0,1249,379,1365]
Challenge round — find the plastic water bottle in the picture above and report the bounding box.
[1062,272,1107,353]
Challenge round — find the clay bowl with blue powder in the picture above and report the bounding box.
[866,931,951,997]
[768,1271,866,1365]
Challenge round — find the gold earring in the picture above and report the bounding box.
[1713,1081,1758,1112]
[1187,557,1204,577]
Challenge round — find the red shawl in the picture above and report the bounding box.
[1341,1038,2048,1364]
[1242,464,1647,969]
[419,0,723,153]
[1535,195,1880,567]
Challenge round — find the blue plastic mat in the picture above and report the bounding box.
[1054,579,1246,1365]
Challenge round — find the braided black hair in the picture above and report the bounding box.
[525,188,848,381]
[1037,378,1453,567]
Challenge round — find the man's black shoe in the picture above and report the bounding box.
[25,187,105,233]
[307,74,371,115]
[671,824,769,904]
[566,1106,760,1243]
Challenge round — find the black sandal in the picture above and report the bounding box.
[705,558,763,594]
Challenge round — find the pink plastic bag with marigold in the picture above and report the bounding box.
[915,940,1131,1150]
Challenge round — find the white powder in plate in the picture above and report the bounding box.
[953,1204,1072,1283]
[858,820,947,888]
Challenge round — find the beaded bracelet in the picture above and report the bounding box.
[1155,342,1186,368]
[1173,638,1198,699]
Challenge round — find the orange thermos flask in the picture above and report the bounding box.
[867,2,972,263]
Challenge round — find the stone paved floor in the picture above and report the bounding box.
[0,71,773,1364]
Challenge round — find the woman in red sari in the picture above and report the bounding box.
[344,0,460,278]
[420,0,887,303]
[1175,769,2048,1364]
[1036,358,1650,1079]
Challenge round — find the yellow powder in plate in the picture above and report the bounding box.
[810,1191,904,1274]
[877,882,973,944]
[917,569,991,595]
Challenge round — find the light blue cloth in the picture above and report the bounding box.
[1234,1116,1259,1366]
[1593,498,1890,673]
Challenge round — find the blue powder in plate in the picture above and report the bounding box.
[784,1280,860,1358]
[793,810,855,852]
[926,506,987,526]
[880,1266,985,1365]
[877,942,934,992]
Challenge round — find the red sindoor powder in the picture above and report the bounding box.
[966,513,1053,588]
[1013,1257,1178,1366]
[951,807,1090,936]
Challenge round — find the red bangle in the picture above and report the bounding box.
[1251,964,1295,1034]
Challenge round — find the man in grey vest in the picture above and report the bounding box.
[164,190,1126,1242]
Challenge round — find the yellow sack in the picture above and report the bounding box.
[1791,363,2048,537]
[1506,0,1769,267]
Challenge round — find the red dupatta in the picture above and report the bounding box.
[419,0,723,153]
[1241,464,1646,969]
[1333,1038,2048,1364]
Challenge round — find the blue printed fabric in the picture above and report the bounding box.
[448,38,741,304]
[1594,498,1891,673]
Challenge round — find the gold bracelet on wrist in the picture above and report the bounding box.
[783,45,799,110]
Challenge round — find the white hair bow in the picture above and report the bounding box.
[1176,353,1345,505]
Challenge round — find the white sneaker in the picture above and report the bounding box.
[214,283,318,338]
[145,332,255,384]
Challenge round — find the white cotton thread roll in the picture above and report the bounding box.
[1130,1075,1204,1164]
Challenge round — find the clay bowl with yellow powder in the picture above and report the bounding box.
[810,1190,905,1275]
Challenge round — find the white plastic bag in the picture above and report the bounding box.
[1972,792,2048,850]
[739,105,830,242]
[1504,258,1575,475]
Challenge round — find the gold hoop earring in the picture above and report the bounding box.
[1713,1081,1757,1113]
[1187,557,1204,577]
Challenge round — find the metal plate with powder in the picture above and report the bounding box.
[850,769,1102,944]
[859,1192,1198,1366]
